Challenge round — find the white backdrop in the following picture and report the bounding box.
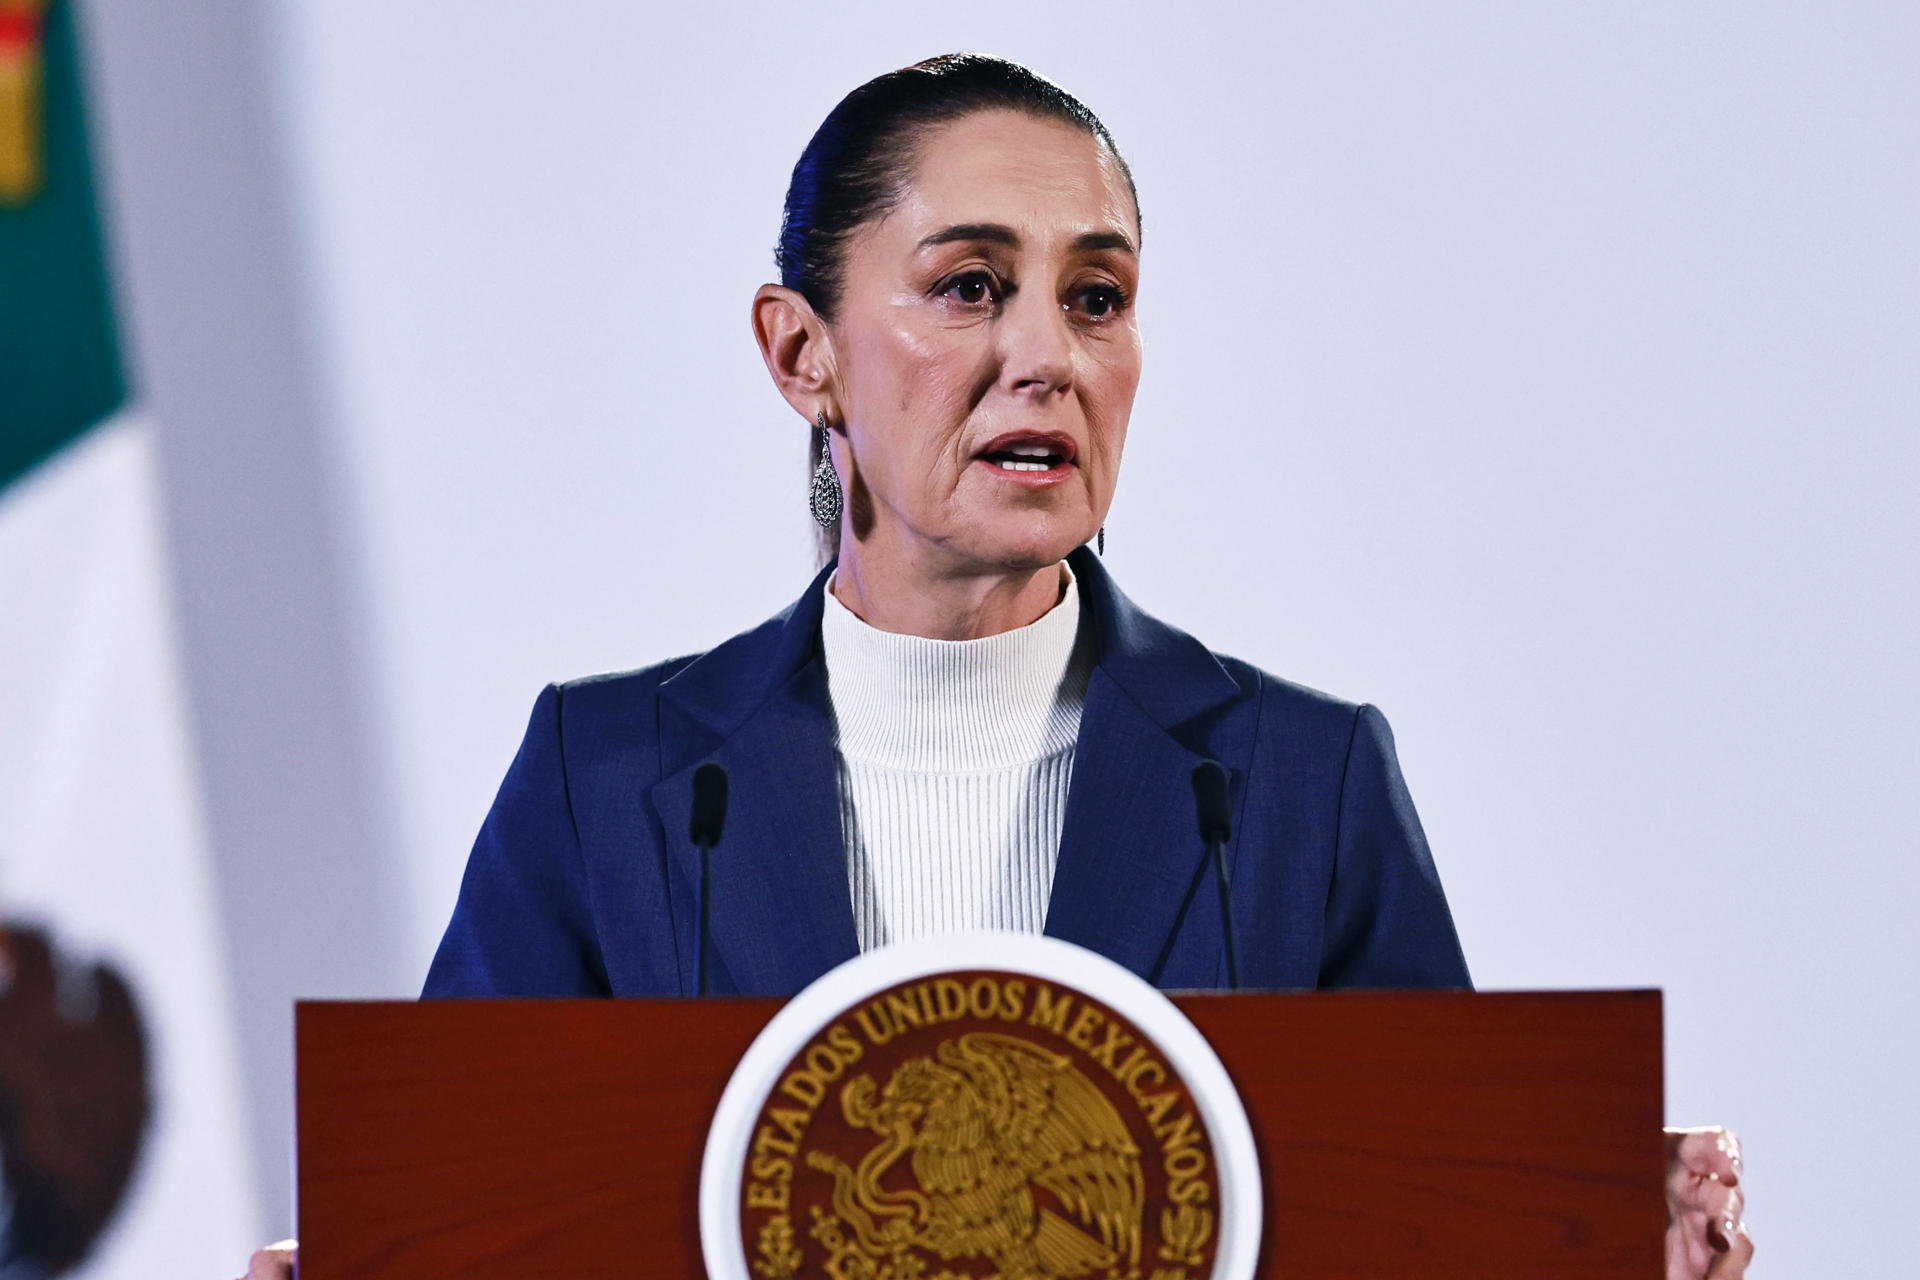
[86,1,1920,1272]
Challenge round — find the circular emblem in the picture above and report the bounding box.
[701,934,1260,1280]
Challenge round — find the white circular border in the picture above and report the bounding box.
[699,932,1262,1280]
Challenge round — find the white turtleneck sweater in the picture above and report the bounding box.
[820,571,1092,952]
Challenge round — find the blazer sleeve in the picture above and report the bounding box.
[1318,704,1472,989]
[422,685,611,997]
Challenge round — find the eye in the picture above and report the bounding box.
[938,269,1005,308]
[1069,281,1131,321]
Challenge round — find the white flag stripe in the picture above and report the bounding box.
[0,415,260,1277]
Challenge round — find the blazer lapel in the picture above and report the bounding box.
[650,569,858,995]
[1044,548,1247,986]
[1045,669,1220,981]
[645,549,1246,994]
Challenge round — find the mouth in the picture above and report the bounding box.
[974,431,1078,484]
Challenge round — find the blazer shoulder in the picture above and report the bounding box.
[516,657,695,787]
[556,654,698,711]
[1210,652,1373,746]
[540,568,828,779]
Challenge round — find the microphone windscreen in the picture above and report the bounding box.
[1191,759,1233,844]
[690,762,730,848]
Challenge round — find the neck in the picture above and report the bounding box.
[830,545,1065,640]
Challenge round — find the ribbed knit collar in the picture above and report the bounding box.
[820,568,1090,772]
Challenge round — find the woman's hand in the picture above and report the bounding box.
[236,1239,297,1280]
[1666,1127,1753,1278]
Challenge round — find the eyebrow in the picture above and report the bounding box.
[1070,230,1138,255]
[916,223,1137,256]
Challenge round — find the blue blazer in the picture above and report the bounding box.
[423,548,1469,998]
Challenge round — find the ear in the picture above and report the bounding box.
[752,284,840,424]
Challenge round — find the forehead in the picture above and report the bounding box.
[882,110,1138,250]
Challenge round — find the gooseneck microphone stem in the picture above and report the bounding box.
[689,762,730,997]
[1191,760,1240,990]
[1214,835,1239,990]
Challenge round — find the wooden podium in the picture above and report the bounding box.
[296,990,1663,1277]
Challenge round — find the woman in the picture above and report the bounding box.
[242,54,1750,1280]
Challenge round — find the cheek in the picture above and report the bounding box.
[849,320,991,468]
[894,343,981,424]
[1081,332,1143,452]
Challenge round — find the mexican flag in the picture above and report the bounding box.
[2,1,257,1274]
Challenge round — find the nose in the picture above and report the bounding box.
[997,287,1073,400]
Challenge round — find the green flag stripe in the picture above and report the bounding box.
[0,0,125,493]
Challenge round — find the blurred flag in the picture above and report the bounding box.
[1,2,257,1275]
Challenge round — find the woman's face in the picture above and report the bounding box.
[826,110,1143,575]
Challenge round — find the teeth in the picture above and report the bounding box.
[994,459,1049,472]
[1008,444,1054,457]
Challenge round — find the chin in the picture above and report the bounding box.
[967,521,1095,573]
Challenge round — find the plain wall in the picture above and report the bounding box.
[81,0,1920,1270]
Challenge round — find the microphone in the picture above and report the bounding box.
[1191,760,1240,989]
[690,762,729,996]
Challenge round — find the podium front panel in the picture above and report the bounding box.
[296,990,1662,1278]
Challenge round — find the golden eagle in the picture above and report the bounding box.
[807,1031,1144,1279]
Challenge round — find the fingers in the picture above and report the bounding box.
[1667,1209,1753,1280]
[1664,1188,1741,1280]
[1666,1127,1743,1226]
[244,1240,298,1280]
[1666,1126,1742,1186]
[1665,1216,1713,1280]
[1705,1221,1755,1277]
[1665,1127,1750,1279]
[1703,1187,1743,1250]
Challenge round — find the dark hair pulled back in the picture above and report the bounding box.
[777,52,1138,323]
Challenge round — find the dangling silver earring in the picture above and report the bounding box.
[1097,526,1106,556]
[809,412,843,529]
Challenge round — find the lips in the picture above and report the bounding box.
[976,431,1077,473]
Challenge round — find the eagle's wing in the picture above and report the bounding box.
[906,1060,1036,1261]
[941,1032,1146,1268]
